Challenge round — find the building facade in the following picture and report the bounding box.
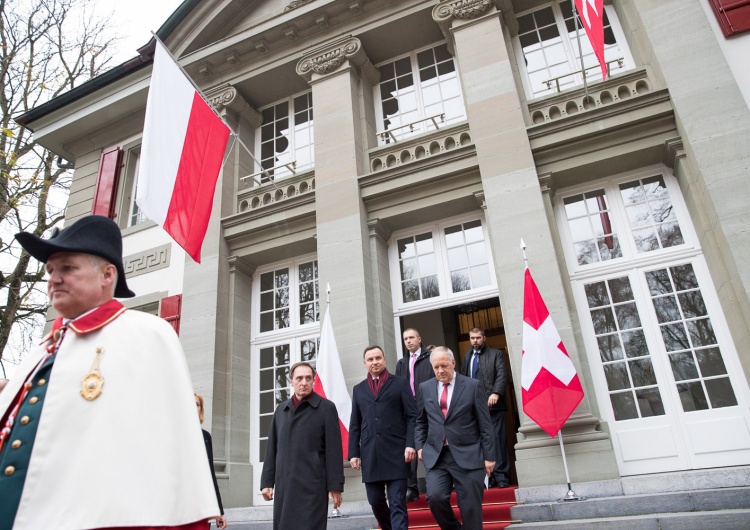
[16,0,750,508]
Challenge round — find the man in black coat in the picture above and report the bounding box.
[460,327,511,488]
[395,327,435,501]
[261,362,344,530]
[416,347,495,530]
[349,346,417,530]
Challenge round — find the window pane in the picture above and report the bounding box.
[611,391,638,421]
[705,378,738,408]
[635,387,665,417]
[597,335,623,362]
[622,330,648,358]
[677,381,709,411]
[653,295,681,323]
[604,362,630,391]
[630,358,657,386]
[695,347,727,377]
[669,352,699,381]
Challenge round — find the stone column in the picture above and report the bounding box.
[296,37,381,388]
[181,84,260,507]
[368,218,397,362]
[433,0,618,486]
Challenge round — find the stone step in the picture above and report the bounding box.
[505,508,750,530]
[510,486,750,523]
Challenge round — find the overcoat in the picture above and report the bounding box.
[0,302,218,530]
[460,344,509,412]
[348,374,417,483]
[260,392,344,530]
[395,347,435,399]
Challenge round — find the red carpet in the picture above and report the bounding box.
[394,486,518,529]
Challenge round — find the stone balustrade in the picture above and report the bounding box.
[368,122,473,174]
[527,69,653,125]
[237,169,315,212]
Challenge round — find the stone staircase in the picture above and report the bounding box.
[404,486,517,529]
[507,466,750,530]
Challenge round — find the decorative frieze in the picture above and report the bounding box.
[124,244,171,278]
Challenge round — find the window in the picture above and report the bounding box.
[92,141,149,229]
[258,92,314,182]
[252,256,321,462]
[560,171,686,269]
[376,43,465,144]
[515,1,632,98]
[558,167,740,423]
[709,0,750,37]
[390,216,496,311]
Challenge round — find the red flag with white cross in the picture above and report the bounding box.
[521,268,584,437]
[575,0,607,80]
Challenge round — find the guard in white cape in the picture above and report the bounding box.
[0,215,220,530]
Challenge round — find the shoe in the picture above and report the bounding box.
[496,482,510,488]
[406,490,420,503]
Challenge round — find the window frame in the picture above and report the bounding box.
[554,165,699,277]
[513,1,634,100]
[255,91,314,183]
[388,213,499,315]
[373,41,467,145]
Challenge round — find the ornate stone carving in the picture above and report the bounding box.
[296,37,365,81]
[205,84,237,110]
[285,0,314,12]
[124,244,171,278]
[434,0,492,22]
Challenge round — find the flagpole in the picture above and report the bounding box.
[571,0,589,98]
[149,33,280,190]
[325,281,345,519]
[557,431,585,501]
[520,239,585,502]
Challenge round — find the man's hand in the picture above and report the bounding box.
[329,491,343,509]
[261,487,273,501]
[488,393,499,407]
[418,449,423,462]
[350,457,361,470]
[215,515,227,529]
[405,447,416,462]
[484,460,495,476]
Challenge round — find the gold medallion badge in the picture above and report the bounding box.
[80,347,105,401]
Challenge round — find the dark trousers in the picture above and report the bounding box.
[491,409,510,484]
[407,458,419,495]
[425,446,485,530]
[365,478,408,530]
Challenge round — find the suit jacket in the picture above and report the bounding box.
[395,347,435,399]
[348,373,417,483]
[415,373,495,471]
[461,344,509,412]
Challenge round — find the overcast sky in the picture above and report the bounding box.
[108,0,185,64]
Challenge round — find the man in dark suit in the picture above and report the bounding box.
[395,327,435,501]
[460,327,511,488]
[416,347,495,530]
[349,346,417,530]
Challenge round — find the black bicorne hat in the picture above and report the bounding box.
[15,215,135,298]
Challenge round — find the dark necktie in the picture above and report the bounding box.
[471,351,479,379]
[440,382,449,418]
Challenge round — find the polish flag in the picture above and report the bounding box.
[137,40,231,263]
[314,307,351,459]
[521,268,584,437]
[575,0,607,80]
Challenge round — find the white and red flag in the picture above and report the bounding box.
[137,40,231,263]
[314,307,352,459]
[575,0,607,80]
[521,267,584,437]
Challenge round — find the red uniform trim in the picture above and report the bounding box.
[40,300,127,343]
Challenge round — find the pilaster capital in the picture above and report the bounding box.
[296,35,379,84]
[432,0,518,52]
[473,191,487,210]
[367,218,392,242]
[538,172,554,196]
[205,83,260,127]
[228,255,256,278]
[663,137,685,169]
[284,0,313,12]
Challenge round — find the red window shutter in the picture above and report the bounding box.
[92,147,123,218]
[709,0,750,37]
[160,294,182,335]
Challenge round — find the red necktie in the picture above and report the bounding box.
[440,382,449,418]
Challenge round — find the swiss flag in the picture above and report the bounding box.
[521,268,584,437]
[575,0,607,81]
[137,40,231,263]
[314,307,352,459]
